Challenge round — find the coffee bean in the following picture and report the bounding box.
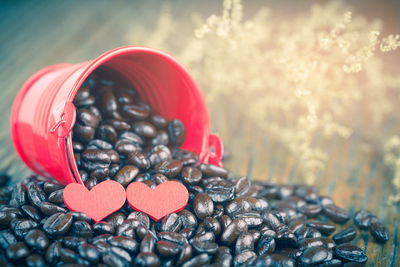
[141,233,156,253]
[234,250,257,266]
[221,219,248,246]
[151,130,169,146]
[10,183,27,207]
[160,213,181,232]
[332,227,357,244]
[121,104,150,121]
[78,243,100,264]
[155,160,183,178]
[47,189,64,204]
[43,212,73,236]
[11,218,38,238]
[40,202,67,216]
[114,165,139,186]
[323,204,350,223]
[235,176,250,197]
[168,119,186,146]
[26,254,46,267]
[148,145,172,167]
[24,229,49,250]
[0,231,17,250]
[133,252,160,267]
[156,240,181,256]
[128,151,150,170]
[194,193,214,220]
[369,220,389,243]
[334,243,368,263]
[27,183,46,207]
[353,209,375,229]
[6,242,30,260]
[182,253,210,267]
[45,241,61,264]
[108,236,139,253]
[71,220,93,238]
[133,121,157,139]
[306,220,336,236]
[198,164,228,178]
[299,246,331,265]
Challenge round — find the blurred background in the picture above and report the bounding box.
[0,1,400,264]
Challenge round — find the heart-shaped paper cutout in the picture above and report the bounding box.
[126,181,189,221]
[63,180,126,222]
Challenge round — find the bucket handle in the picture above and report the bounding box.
[202,134,224,167]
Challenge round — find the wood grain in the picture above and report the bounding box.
[0,1,398,265]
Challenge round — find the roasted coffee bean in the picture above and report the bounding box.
[353,209,375,229]
[257,235,276,255]
[133,121,157,139]
[24,229,49,250]
[152,130,169,146]
[140,233,157,253]
[121,104,150,121]
[116,219,140,237]
[27,183,46,207]
[0,231,17,250]
[234,212,263,228]
[299,237,336,250]
[74,124,95,143]
[47,189,64,204]
[0,211,17,228]
[87,139,113,150]
[178,209,198,229]
[234,251,257,266]
[369,220,389,243]
[204,179,235,203]
[181,167,202,185]
[221,219,248,246]
[43,212,73,236]
[295,226,322,240]
[160,213,181,232]
[275,225,298,248]
[299,246,331,265]
[306,220,336,236]
[156,240,181,256]
[40,201,67,216]
[298,204,322,217]
[194,193,214,220]
[108,236,139,253]
[60,247,89,265]
[133,252,160,267]
[235,176,250,197]
[182,253,210,267]
[152,173,168,185]
[11,218,38,238]
[235,232,254,254]
[106,212,126,227]
[6,241,30,260]
[150,114,168,129]
[332,227,357,244]
[102,246,132,266]
[262,211,282,230]
[167,119,186,146]
[128,151,150,170]
[334,243,368,263]
[77,109,100,128]
[78,243,100,264]
[148,145,172,167]
[323,204,350,223]
[71,220,93,238]
[199,164,228,178]
[46,241,61,264]
[254,254,295,267]
[81,149,111,171]
[115,139,140,155]
[71,211,92,222]
[114,165,139,186]
[10,183,27,207]
[26,254,46,267]
[107,119,131,133]
[62,236,87,250]
[155,160,183,178]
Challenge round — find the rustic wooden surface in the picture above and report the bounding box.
[0,1,399,266]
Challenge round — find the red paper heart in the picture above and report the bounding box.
[63,180,126,222]
[126,181,189,221]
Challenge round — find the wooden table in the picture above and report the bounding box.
[0,1,398,265]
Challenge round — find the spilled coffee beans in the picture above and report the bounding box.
[0,72,389,266]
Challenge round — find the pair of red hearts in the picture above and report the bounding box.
[63,180,189,222]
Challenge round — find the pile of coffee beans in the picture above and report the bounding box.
[0,72,389,266]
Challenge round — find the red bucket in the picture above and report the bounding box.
[10,46,223,185]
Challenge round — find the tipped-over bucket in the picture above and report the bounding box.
[10,46,223,185]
